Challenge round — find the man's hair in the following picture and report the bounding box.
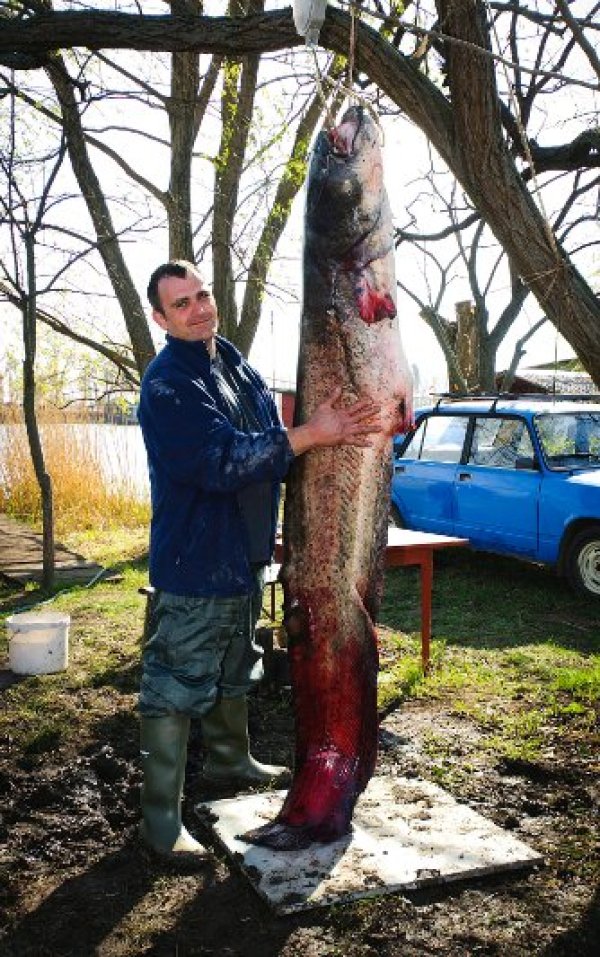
[147,260,203,313]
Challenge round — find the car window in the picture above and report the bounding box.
[401,414,469,463]
[468,417,535,469]
[536,411,600,469]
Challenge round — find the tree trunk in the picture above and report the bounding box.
[236,62,343,357]
[455,301,480,390]
[420,307,467,392]
[327,6,600,386]
[23,232,54,591]
[435,0,600,386]
[212,62,260,339]
[46,57,156,378]
[167,1,201,260]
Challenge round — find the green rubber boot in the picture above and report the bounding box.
[201,696,291,787]
[140,715,208,859]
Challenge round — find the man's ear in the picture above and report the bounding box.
[152,308,168,331]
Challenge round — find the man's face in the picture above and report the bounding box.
[152,271,219,345]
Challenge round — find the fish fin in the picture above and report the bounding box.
[239,821,318,851]
[242,748,359,850]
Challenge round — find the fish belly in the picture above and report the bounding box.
[242,289,406,851]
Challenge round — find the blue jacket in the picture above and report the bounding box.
[138,335,294,596]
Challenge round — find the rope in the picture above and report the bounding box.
[335,0,599,92]
[303,6,384,150]
[307,42,337,130]
[347,2,356,103]
[4,563,112,616]
[306,36,383,143]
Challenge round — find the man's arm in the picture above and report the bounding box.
[287,387,382,456]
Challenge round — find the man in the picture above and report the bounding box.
[138,260,381,860]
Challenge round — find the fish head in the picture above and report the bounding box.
[306,105,385,252]
[305,106,398,325]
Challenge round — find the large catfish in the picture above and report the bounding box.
[245,105,413,849]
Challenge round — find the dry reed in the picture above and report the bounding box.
[0,407,150,534]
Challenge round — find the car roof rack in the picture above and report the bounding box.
[431,392,600,414]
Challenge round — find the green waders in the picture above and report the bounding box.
[139,714,207,859]
[201,696,291,786]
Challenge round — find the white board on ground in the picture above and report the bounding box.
[196,774,543,914]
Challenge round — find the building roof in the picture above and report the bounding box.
[498,367,597,395]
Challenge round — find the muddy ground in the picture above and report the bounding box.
[1,669,598,957]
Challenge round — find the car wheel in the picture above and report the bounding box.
[389,503,404,528]
[566,526,600,597]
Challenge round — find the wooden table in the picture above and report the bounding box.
[273,528,467,673]
[383,528,468,671]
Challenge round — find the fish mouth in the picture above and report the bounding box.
[327,105,364,158]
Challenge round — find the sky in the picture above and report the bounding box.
[234,23,594,400]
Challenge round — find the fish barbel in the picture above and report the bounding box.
[244,105,413,849]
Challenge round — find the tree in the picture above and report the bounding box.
[1,89,70,588]
[1,1,341,386]
[1,2,599,384]
[390,0,599,391]
[395,172,546,392]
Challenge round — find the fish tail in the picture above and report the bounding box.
[241,590,379,850]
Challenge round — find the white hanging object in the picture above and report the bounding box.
[293,0,329,45]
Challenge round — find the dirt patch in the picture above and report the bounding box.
[1,690,598,957]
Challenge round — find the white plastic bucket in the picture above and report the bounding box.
[6,611,70,675]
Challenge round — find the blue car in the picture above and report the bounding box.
[391,395,600,597]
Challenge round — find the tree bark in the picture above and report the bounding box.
[420,307,468,392]
[212,1,263,341]
[236,60,344,357]
[167,1,201,260]
[435,0,600,385]
[455,301,481,390]
[23,232,54,591]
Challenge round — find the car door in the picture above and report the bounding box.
[453,415,541,556]
[392,414,469,535]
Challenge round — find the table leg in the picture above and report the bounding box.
[420,553,433,672]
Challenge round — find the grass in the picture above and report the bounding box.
[0,414,148,764]
[0,527,148,760]
[0,524,597,772]
[1,522,598,957]
[377,548,598,769]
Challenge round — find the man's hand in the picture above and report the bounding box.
[287,387,382,456]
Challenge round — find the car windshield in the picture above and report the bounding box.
[536,411,600,469]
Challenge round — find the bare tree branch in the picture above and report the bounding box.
[0,279,139,385]
[555,0,600,83]
[500,316,547,391]
[395,211,480,243]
